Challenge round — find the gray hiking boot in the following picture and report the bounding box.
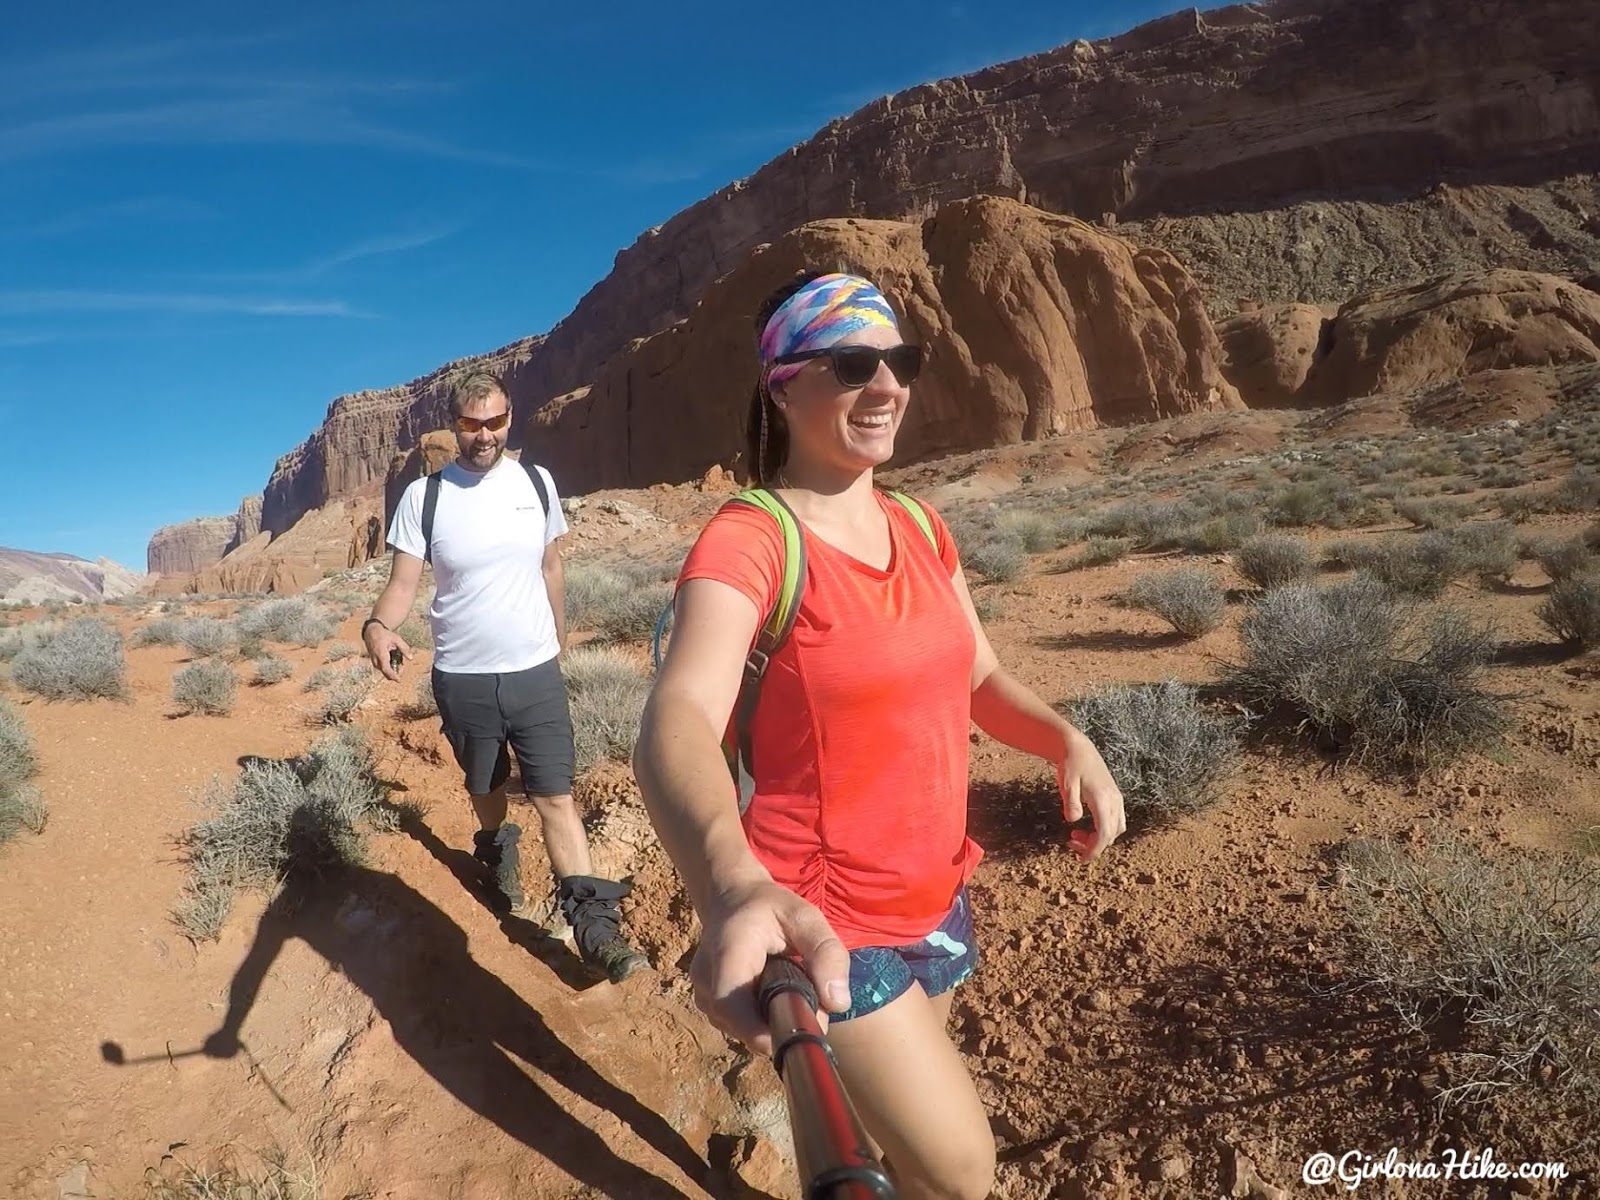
[472,823,526,912]
[557,875,649,983]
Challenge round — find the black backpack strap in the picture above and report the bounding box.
[522,458,549,518]
[421,471,442,565]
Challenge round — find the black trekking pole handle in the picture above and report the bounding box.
[758,957,897,1199]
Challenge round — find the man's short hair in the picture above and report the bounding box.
[450,369,510,418]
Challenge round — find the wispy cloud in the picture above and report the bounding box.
[0,97,535,167]
[0,290,366,318]
[2,196,220,241]
[198,225,463,286]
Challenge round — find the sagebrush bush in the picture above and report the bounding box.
[1181,512,1261,553]
[1227,577,1507,773]
[10,618,128,701]
[1537,572,1600,648]
[237,598,337,647]
[594,582,675,643]
[1450,521,1519,585]
[995,510,1060,553]
[564,645,652,777]
[1334,833,1600,1105]
[1397,498,1471,530]
[1064,536,1134,571]
[325,641,360,662]
[566,564,631,631]
[1555,466,1600,513]
[1236,534,1315,590]
[397,616,433,650]
[1533,538,1595,583]
[131,617,184,647]
[0,697,43,844]
[965,537,1026,583]
[252,654,293,686]
[1362,532,1468,598]
[174,727,387,939]
[173,660,238,716]
[1067,681,1240,823]
[1127,570,1226,637]
[184,617,240,658]
[1320,538,1388,572]
[317,666,371,724]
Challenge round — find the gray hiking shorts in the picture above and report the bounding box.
[431,657,575,797]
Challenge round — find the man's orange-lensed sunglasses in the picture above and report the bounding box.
[455,410,510,434]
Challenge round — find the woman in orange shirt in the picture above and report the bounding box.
[633,270,1126,1200]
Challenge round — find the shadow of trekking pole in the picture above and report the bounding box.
[758,959,896,1200]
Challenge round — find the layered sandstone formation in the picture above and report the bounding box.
[259,337,541,540]
[1239,270,1600,407]
[382,431,459,537]
[225,495,263,555]
[529,197,1243,492]
[146,517,236,577]
[166,493,385,596]
[248,0,1600,536]
[0,550,144,605]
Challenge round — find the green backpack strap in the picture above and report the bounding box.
[883,488,939,554]
[723,487,806,810]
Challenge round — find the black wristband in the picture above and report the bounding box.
[361,617,388,637]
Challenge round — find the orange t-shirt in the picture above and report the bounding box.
[677,490,984,950]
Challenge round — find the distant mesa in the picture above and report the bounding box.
[0,548,144,606]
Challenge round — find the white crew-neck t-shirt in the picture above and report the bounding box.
[386,454,570,674]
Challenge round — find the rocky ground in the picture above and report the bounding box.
[3,368,1598,1198]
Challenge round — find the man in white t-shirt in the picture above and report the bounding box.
[362,369,646,984]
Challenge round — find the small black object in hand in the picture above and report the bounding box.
[389,648,404,673]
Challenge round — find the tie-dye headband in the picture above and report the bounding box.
[759,273,900,390]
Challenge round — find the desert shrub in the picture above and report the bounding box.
[1320,538,1388,572]
[1063,536,1135,571]
[405,671,439,718]
[173,727,387,939]
[0,620,63,662]
[131,618,185,648]
[1496,492,1539,523]
[1236,534,1315,590]
[303,666,335,692]
[1180,511,1261,553]
[1363,531,1468,598]
[324,641,360,662]
[1089,500,1204,550]
[1268,481,1337,527]
[1396,498,1471,531]
[1227,577,1507,774]
[972,591,1005,623]
[1334,833,1600,1105]
[566,563,631,631]
[173,661,238,716]
[1067,681,1240,823]
[10,618,128,701]
[965,537,1026,583]
[178,617,238,659]
[397,617,433,650]
[237,598,337,648]
[1536,572,1600,648]
[1447,521,1520,585]
[995,510,1058,553]
[0,697,44,844]
[1126,570,1225,637]
[1533,538,1596,583]
[1555,466,1600,513]
[317,666,371,724]
[564,645,652,776]
[252,655,293,686]
[594,582,675,643]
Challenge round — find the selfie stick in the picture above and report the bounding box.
[758,957,896,1199]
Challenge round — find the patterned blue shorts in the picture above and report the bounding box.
[834,887,979,1023]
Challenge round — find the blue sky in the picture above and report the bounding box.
[0,0,1193,570]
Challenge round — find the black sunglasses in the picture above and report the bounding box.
[773,343,924,388]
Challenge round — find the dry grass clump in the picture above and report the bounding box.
[236,598,338,648]
[1334,832,1600,1106]
[0,697,45,843]
[1126,569,1226,637]
[964,537,1027,583]
[564,645,652,776]
[1235,534,1315,590]
[1227,577,1508,774]
[177,617,238,659]
[172,660,238,716]
[1067,681,1240,824]
[9,617,129,701]
[173,727,387,940]
[1063,536,1135,571]
[252,654,293,686]
[1536,571,1600,648]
